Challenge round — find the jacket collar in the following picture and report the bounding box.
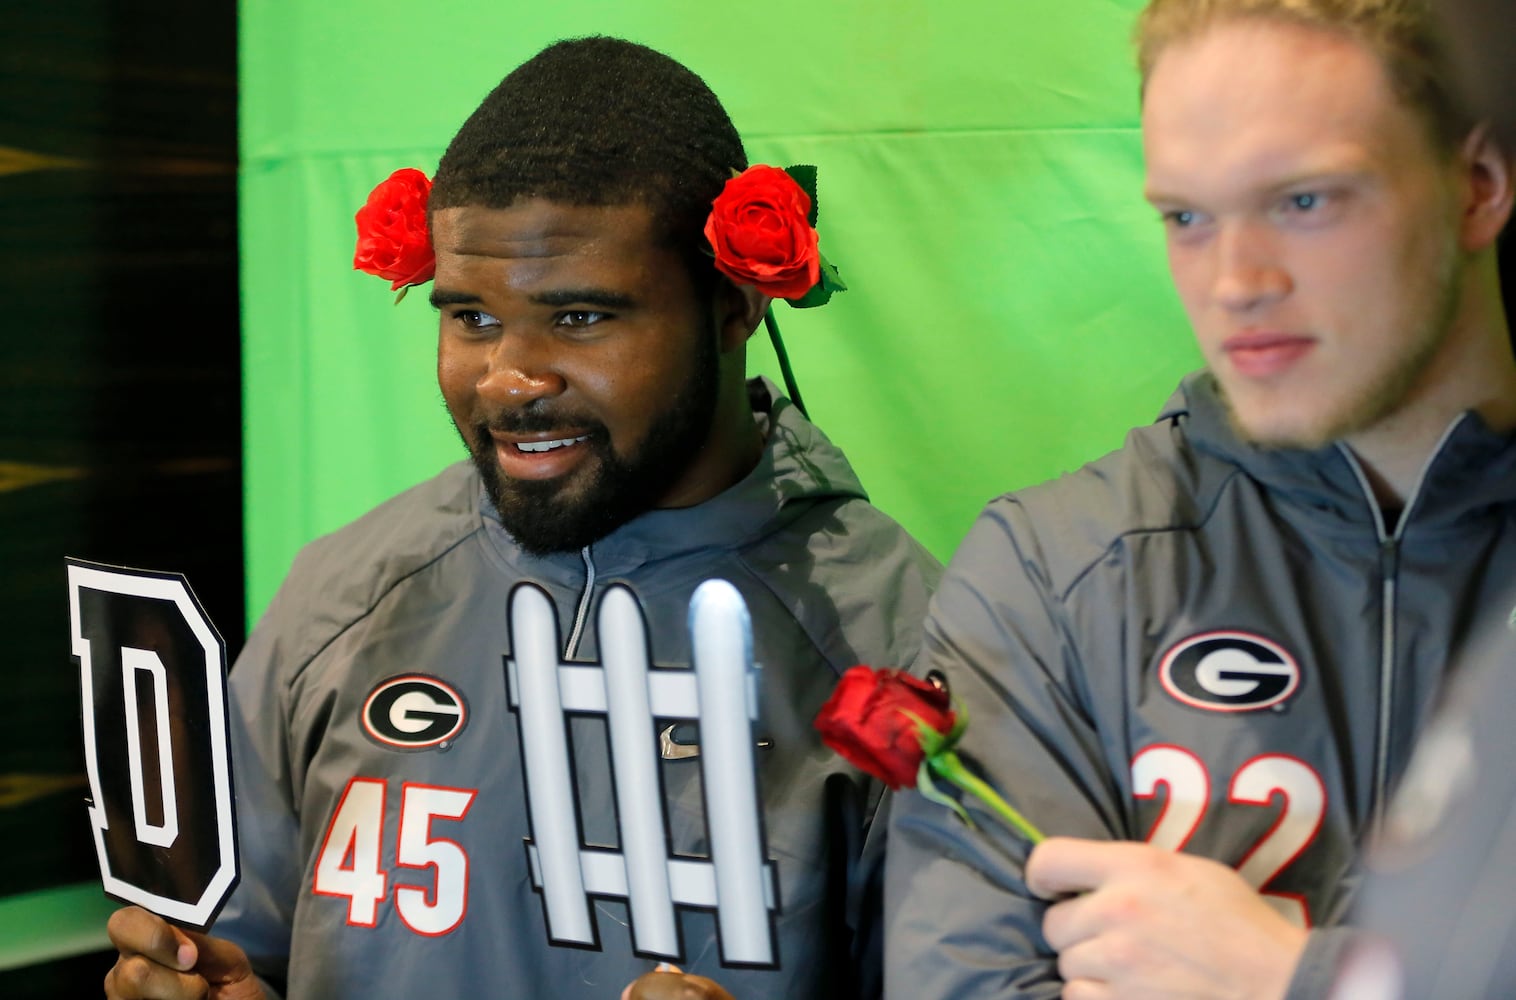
[1170,370,1516,534]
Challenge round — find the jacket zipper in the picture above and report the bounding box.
[1372,536,1398,816]
[564,545,596,659]
[1337,417,1465,824]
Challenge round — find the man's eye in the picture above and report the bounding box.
[454,310,500,330]
[556,310,608,328]
[1163,209,1200,229]
[1274,190,1344,225]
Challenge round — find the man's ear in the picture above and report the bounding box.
[1460,123,1515,252]
[717,280,772,353]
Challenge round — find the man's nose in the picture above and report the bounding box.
[1210,221,1292,312]
[476,334,567,406]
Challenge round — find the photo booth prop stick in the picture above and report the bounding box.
[506,577,778,967]
[66,558,238,932]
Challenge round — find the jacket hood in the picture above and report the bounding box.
[1168,370,1516,534]
[479,377,869,576]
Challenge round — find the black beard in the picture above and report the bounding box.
[468,331,721,556]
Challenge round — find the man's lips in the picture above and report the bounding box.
[1221,332,1315,378]
[488,429,594,480]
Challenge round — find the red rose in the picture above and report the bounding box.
[703,165,821,300]
[353,168,436,291]
[814,666,956,789]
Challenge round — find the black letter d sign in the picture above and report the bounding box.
[67,558,238,931]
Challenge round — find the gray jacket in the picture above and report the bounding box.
[1350,618,1516,997]
[884,371,1516,998]
[216,379,940,999]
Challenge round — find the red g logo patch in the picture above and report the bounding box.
[362,675,467,750]
[1159,631,1301,712]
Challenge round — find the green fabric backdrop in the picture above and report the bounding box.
[1,0,1209,972]
[240,0,1201,626]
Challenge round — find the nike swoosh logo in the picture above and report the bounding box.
[659,725,772,760]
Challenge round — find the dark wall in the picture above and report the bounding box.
[0,1,241,994]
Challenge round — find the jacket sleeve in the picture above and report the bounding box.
[210,589,304,1000]
[1285,929,1357,999]
[826,505,944,1000]
[883,501,1132,998]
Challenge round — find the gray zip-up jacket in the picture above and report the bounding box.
[1350,620,1516,997]
[215,379,940,999]
[884,371,1516,998]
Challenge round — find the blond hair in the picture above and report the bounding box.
[1134,0,1470,149]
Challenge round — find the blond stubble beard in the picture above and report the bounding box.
[1221,234,1464,452]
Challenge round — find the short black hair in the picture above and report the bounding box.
[431,36,748,291]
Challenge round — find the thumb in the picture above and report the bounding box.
[182,929,256,986]
[1027,837,1169,899]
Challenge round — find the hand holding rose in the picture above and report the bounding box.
[1028,837,1307,1000]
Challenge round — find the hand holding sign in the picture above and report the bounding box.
[103,905,262,1000]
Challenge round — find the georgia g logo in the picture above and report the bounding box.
[1158,631,1301,712]
[362,675,468,750]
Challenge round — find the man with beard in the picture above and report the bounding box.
[885,1,1516,998]
[103,37,938,1000]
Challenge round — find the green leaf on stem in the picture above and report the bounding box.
[928,750,1046,845]
[944,699,968,746]
[903,710,948,757]
[788,253,847,309]
[917,761,975,829]
[783,164,819,226]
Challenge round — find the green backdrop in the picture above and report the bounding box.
[240,0,1200,628]
[6,0,1208,972]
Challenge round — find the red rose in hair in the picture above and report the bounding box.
[353,168,435,291]
[704,165,821,300]
[814,666,955,789]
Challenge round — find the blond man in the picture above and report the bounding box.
[885,1,1516,996]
